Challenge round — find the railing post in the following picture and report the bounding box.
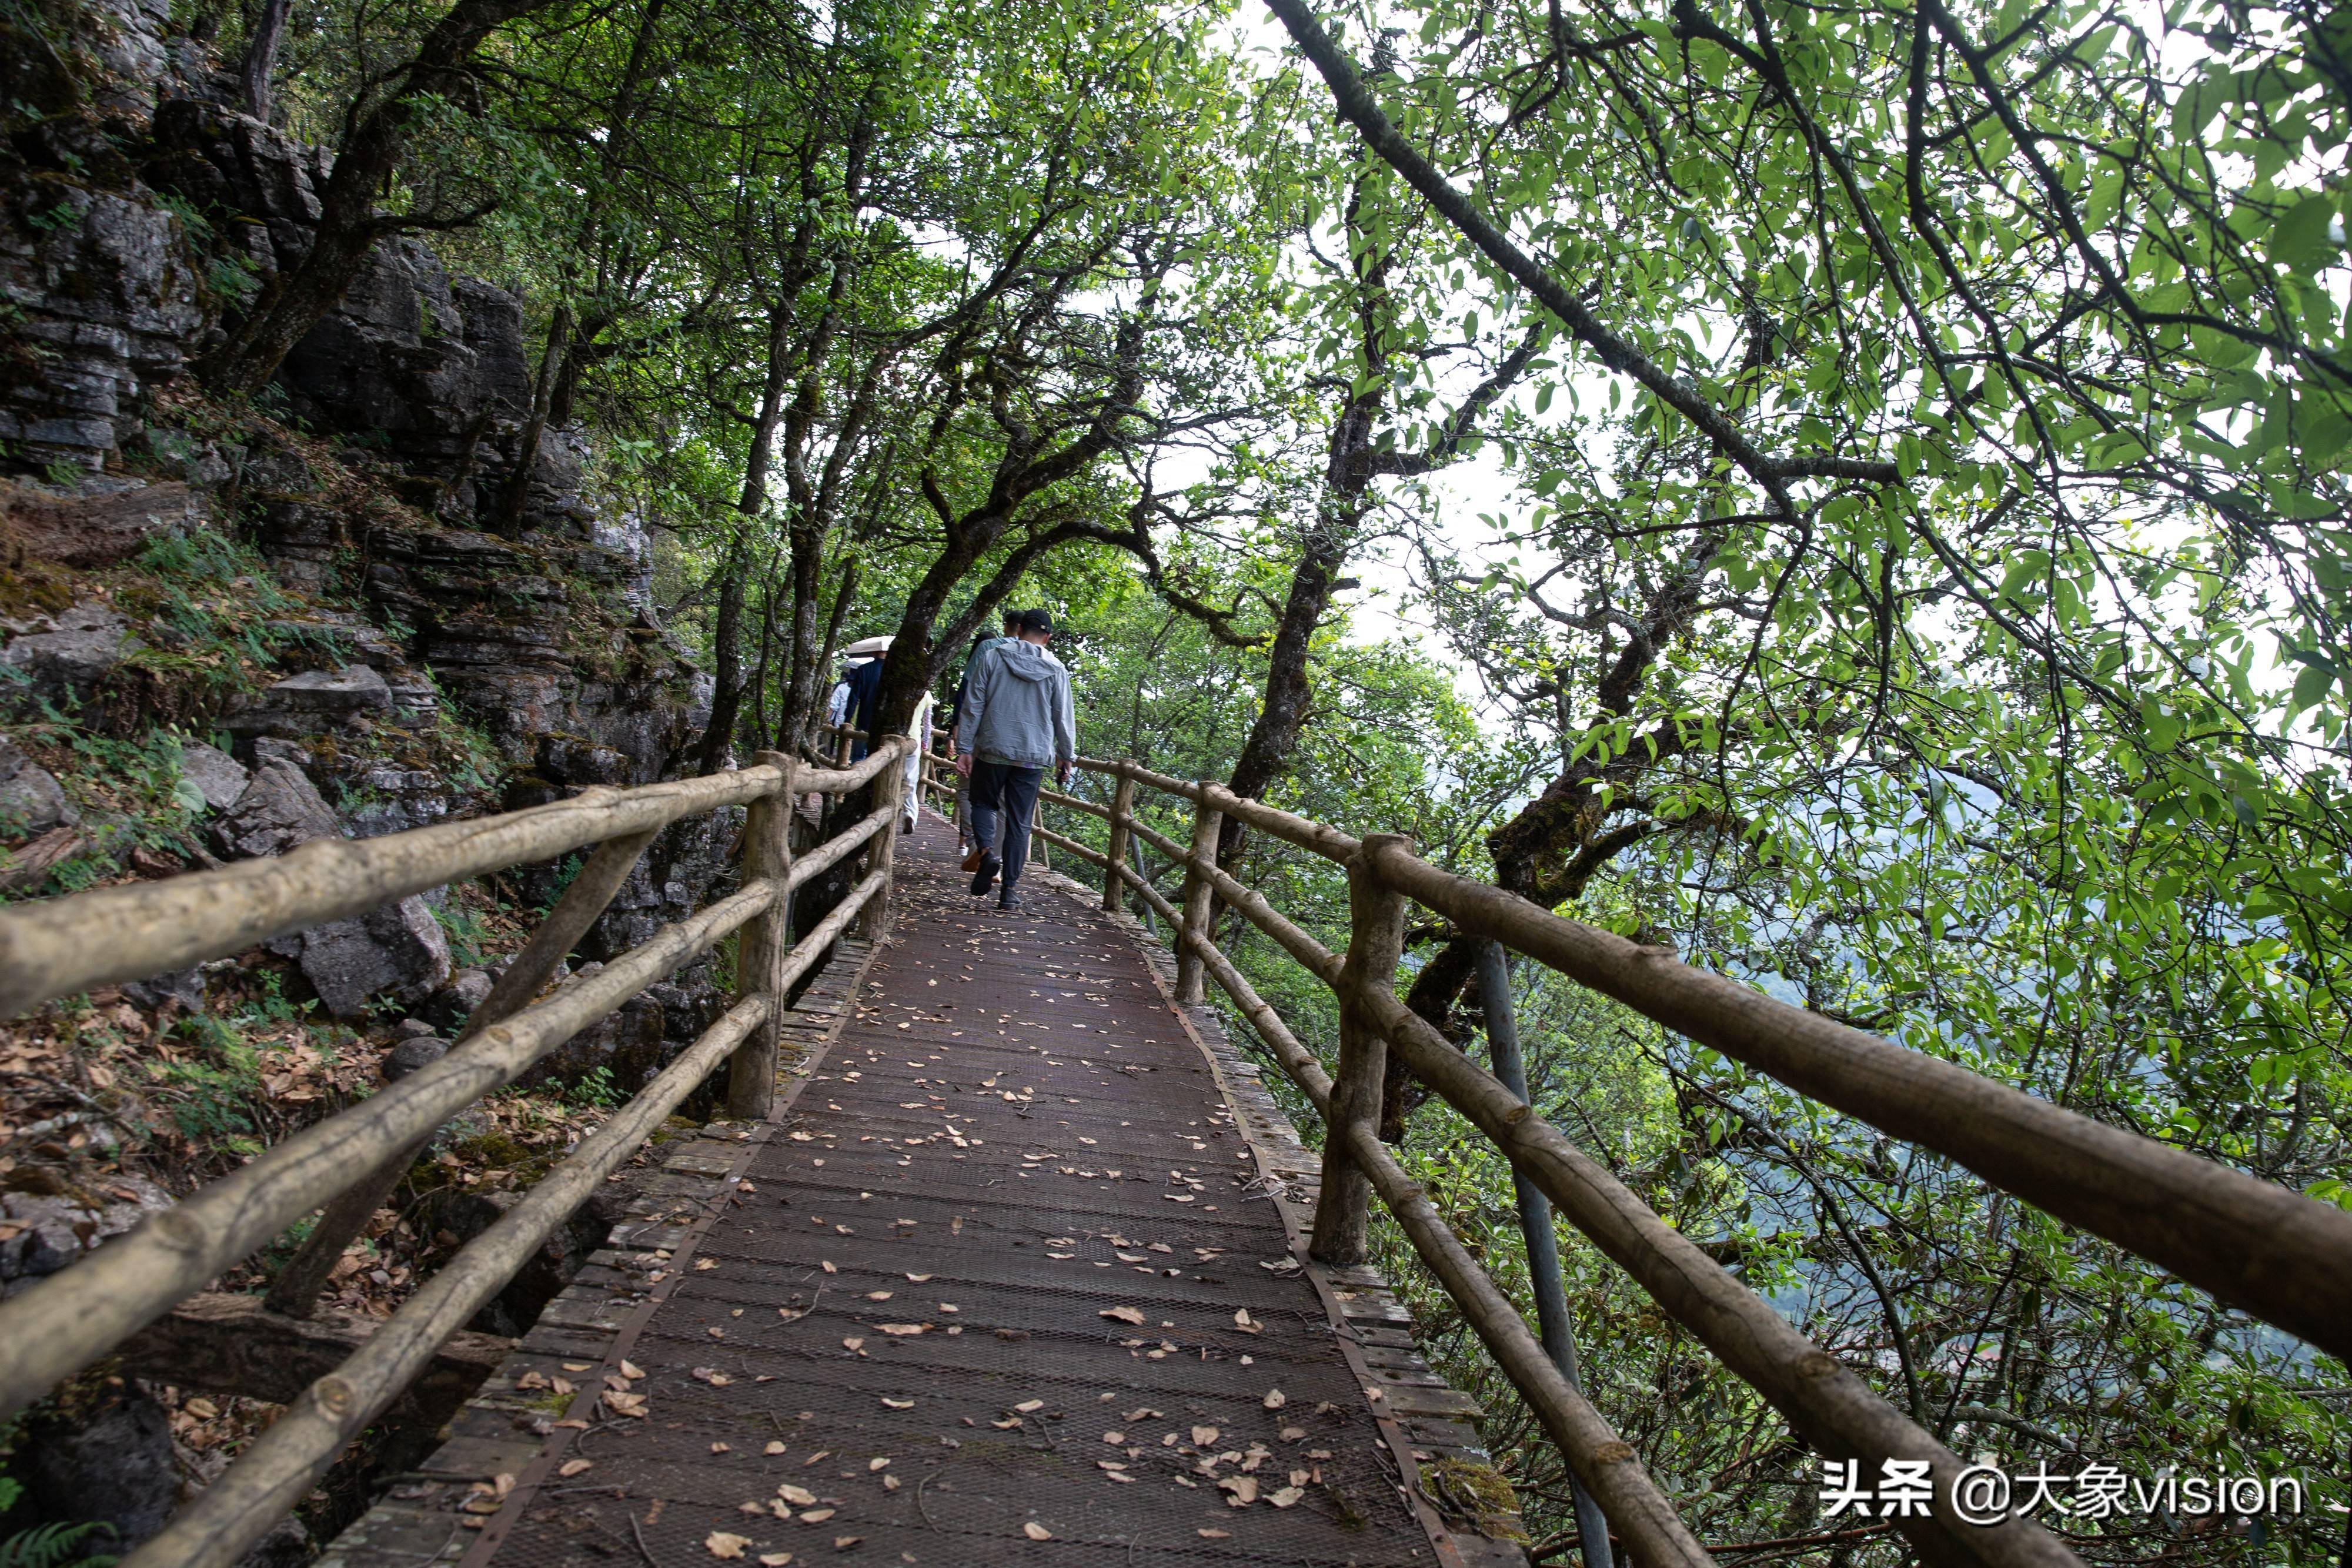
[265,820,661,1319]
[727,751,796,1119]
[1311,832,1411,1264]
[1476,937,1613,1568]
[1171,787,1224,1006]
[859,738,905,940]
[1102,765,1136,914]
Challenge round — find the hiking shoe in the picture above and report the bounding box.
[998,893,1024,912]
[969,852,1000,896]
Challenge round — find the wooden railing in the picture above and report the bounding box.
[0,736,913,1568]
[927,753,2352,1568]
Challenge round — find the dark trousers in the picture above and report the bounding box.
[969,760,1043,897]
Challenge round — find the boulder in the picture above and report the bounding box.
[16,1382,176,1552]
[0,738,78,838]
[175,740,247,811]
[341,762,452,839]
[146,98,327,278]
[299,897,451,1019]
[224,664,400,740]
[212,759,337,860]
[261,663,393,712]
[419,967,492,1033]
[121,966,204,1013]
[248,736,309,770]
[0,477,203,567]
[380,1032,448,1082]
[0,1173,174,1296]
[0,601,137,708]
[0,177,207,472]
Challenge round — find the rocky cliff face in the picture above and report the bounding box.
[0,5,746,1553]
[0,0,726,1054]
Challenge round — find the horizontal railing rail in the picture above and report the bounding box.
[924,750,2352,1568]
[0,734,917,1568]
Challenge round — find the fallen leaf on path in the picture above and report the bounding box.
[1233,1309,1261,1334]
[764,1441,787,1455]
[759,1555,794,1566]
[841,1338,865,1352]
[706,1533,752,1559]
[1100,1306,1145,1325]
[621,1360,646,1379]
[799,1508,836,1523]
[1268,1486,1304,1508]
[881,1397,914,1409]
[1219,1476,1258,1506]
[558,1459,593,1477]
[1022,1524,1052,1542]
[777,1485,817,1506]
[1014,1399,1044,1412]
[1192,1426,1220,1446]
[1262,1389,1287,1409]
[1197,1529,1230,1540]
[876,1323,928,1336]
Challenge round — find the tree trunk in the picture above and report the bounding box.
[544,0,667,427]
[238,0,291,121]
[694,306,795,776]
[699,546,748,774]
[750,547,780,751]
[202,0,559,394]
[1215,502,1358,874]
[497,305,570,536]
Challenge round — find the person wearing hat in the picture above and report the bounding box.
[947,610,1023,863]
[841,635,895,762]
[836,635,928,830]
[953,608,1074,912]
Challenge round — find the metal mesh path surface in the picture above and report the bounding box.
[483,814,1441,1567]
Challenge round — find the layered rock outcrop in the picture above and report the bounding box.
[0,0,728,1051]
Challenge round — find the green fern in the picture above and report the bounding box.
[0,1519,119,1568]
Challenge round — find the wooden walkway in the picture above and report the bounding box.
[326,813,1519,1568]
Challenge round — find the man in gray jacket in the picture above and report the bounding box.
[953,608,1074,911]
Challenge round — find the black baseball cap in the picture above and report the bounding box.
[1017,608,1053,634]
